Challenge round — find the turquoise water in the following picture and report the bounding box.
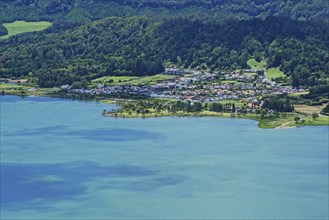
[1,95,328,219]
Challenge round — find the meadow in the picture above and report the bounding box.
[267,67,285,79]
[247,59,285,79]
[0,21,52,40]
[92,74,176,86]
[247,59,266,69]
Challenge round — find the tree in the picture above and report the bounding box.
[312,112,319,120]
[294,116,300,123]
[232,103,236,113]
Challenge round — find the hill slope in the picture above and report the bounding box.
[0,16,328,88]
[1,0,329,24]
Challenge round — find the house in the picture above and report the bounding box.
[8,79,28,84]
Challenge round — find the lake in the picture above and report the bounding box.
[1,95,328,219]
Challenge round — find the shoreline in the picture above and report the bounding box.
[103,110,328,129]
[2,92,328,129]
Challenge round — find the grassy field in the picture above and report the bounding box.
[0,21,52,40]
[92,74,175,86]
[294,104,325,114]
[221,80,243,85]
[267,67,285,79]
[301,116,329,126]
[246,59,286,79]
[92,76,138,84]
[0,83,59,96]
[128,74,176,85]
[0,83,22,89]
[247,59,267,69]
[288,92,309,97]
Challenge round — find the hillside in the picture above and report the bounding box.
[0,16,328,88]
[1,0,329,25]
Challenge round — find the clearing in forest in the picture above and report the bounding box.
[0,21,52,40]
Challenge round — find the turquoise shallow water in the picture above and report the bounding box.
[1,95,328,219]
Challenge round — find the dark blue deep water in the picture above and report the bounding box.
[1,95,328,219]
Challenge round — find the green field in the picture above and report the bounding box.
[94,74,176,86]
[247,59,267,69]
[221,80,243,85]
[267,67,285,79]
[302,116,329,126]
[247,59,286,80]
[127,74,176,85]
[0,83,59,96]
[0,83,22,89]
[0,21,52,40]
[92,76,138,84]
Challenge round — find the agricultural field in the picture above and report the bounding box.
[0,83,22,89]
[267,67,285,79]
[126,74,176,85]
[247,59,266,69]
[93,74,176,86]
[0,83,59,96]
[294,104,325,114]
[0,21,52,40]
[92,76,138,84]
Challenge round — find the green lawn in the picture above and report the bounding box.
[267,67,285,79]
[0,21,52,40]
[247,59,267,69]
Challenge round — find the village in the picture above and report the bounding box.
[67,67,305,104]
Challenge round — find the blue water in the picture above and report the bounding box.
[1,95,328,219]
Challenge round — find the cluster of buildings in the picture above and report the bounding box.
[68,68,305,102]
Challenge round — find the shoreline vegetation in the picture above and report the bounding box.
[1,83,328,129]
[103,106,329,129]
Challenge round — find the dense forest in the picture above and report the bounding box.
[0,0,328,88]
[1,0,329,24]
[0,15,328,88]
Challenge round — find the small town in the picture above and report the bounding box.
[66,68,305,103]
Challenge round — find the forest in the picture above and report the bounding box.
[0,15,328,88]
[1,0,329,24]
[0,0,328,89]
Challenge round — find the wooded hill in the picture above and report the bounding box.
[0,16,328,88]
[0,0,328,89]
[1,0,329,25]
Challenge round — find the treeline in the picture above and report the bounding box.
[1,16,328,88]
[35,58,164,88]
[119,100,235,115]
[263,98,294,112]
[116,99,293,117]
[0,22,8,36]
